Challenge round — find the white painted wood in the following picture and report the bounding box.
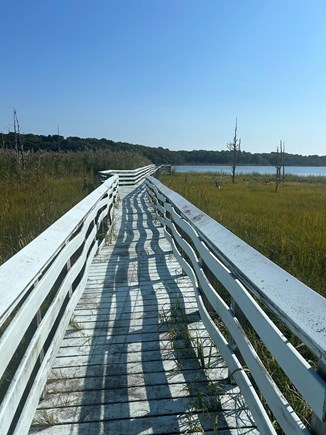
[16,263,95,434]
[0,232,99,433]
[146,176,326,433]
[0,212,99,379]
[0,175,119,435]
[99,164,155,185]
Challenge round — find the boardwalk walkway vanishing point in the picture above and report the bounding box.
[30,184,257,434]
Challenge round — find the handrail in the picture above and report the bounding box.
[146,175,326,435]
[99,163,156,185]
[0,175,119,435]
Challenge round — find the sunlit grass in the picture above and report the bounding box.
[161,173,326,297]
[0,148,150,264]
[0,176,93,263]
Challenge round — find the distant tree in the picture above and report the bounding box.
[57,124,61,151]
[1,132,5,148]
[275,140,285,192]
[227,118,241,183]
[281,141,285,180]
[13,109,25,168]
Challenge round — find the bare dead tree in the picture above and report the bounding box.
[227,118,241,183]
[275,140,285,192]
[212,175,221,189]
[13,110,19,162]
[13,109,25,168]
[282,141,285,180]
[1,132,5,148]
[57,124,61,151]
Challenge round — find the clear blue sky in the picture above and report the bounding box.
[1,0,326,155]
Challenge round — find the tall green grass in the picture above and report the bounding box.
[161,172,326,297]
[0,176,91,263]
[0,148,150,264]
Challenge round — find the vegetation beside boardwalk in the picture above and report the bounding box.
[0,148,150,264]
[161,172,326,298]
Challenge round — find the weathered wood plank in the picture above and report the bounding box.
[30,422,258,435]
[52,344,223,369]
[38,383,242,409]
[32,396,255,426]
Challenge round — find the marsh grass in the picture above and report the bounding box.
[0,149,149,264]
[161,172,326,297]
[68,315,83,331]
[32,409,59,427]
[0,175,94,263]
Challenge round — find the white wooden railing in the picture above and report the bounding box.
[146,176,326,435]
[99,163,156,185]
[0,175,119,435]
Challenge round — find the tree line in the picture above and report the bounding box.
[1,132,325,167]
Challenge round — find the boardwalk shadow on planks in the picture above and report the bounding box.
[27,184,254,434]
[72,185,252,434]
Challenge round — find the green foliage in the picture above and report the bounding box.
[1,131,326,165]
[161,173,326,297]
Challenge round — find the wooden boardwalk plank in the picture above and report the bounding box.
[30,184,257,434]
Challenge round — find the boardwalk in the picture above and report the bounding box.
[30,184,257,434]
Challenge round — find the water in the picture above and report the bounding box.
[172,165,326,177]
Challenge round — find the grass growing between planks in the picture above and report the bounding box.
[161,172,326,297]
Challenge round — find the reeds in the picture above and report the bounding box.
[0,149,150,264]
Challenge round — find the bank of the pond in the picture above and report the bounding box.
[173,165,326,177]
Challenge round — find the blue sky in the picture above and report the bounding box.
[1,1,326,155]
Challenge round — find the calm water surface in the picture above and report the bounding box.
[173,165,326,177]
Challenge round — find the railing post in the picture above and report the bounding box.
[311,360,326,434]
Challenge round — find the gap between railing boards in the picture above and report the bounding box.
[145,175,326,435]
